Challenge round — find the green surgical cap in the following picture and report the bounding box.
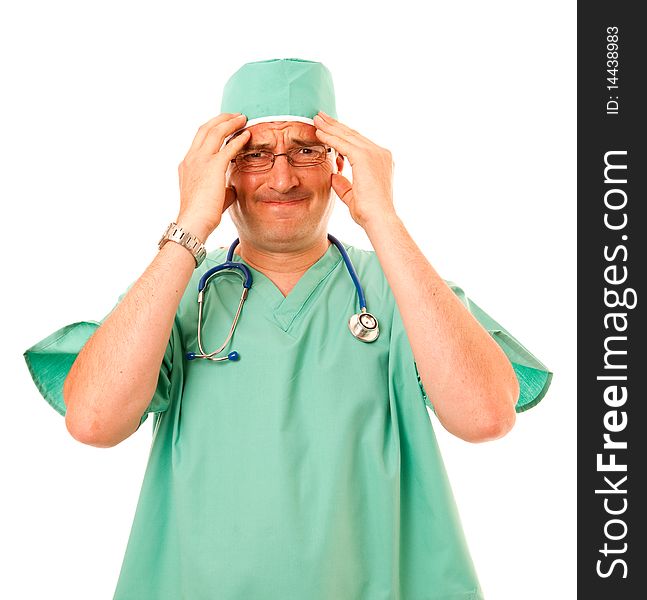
[221,58,337,137]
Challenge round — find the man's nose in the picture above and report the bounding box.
[267,154,300,193]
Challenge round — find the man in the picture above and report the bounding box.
[24,59,551,599]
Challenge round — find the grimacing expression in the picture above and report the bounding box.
[226,121,344,249]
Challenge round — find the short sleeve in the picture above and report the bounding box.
[23,290,178,432]
[407,281,553,414]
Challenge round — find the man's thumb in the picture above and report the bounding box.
[331,174,353,205]
[223,186,238,212]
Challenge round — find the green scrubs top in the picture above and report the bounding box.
[24,241,552,600]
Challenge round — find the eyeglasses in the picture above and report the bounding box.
[231,145,333,173]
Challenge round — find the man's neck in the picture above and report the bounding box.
[233,236,332,279]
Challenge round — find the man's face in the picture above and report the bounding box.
[226,121,344,250]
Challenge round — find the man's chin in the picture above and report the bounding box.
[253,223,316,247]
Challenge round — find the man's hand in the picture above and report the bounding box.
[314,112,519,442]
[176,113,250,241]
[313,111,396,229]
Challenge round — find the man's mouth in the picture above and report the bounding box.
[262,196,309,205]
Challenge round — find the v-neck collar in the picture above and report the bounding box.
[227,239,344,331]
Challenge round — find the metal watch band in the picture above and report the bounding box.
[158,222,207,268]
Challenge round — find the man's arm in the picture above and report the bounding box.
[64,242,196,447]
[313,111,518,443]
[64,113,250,447]
[364,214,519,443]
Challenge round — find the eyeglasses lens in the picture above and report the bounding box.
[236,146,329,172]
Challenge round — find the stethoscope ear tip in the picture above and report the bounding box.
[228,351,240,361]
[186,352,196,361]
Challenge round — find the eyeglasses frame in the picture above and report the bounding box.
[230,145,334,173]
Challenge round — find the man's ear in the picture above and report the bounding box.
[334,153,344,174]
[224,186,238,211]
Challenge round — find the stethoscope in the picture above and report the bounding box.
[186,233,379,362]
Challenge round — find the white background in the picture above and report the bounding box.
[1,1,576,598]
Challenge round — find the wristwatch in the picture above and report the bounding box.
[158,222,207,267]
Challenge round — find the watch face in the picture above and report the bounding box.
[359,313,377,330]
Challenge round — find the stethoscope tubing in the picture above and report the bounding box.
[187,234,377,362]
[224,234,367,310]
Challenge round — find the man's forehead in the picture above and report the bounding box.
[245,121,317,144]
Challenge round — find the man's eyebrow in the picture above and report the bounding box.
[242,137,319,151]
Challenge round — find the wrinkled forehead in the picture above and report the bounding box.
[233,121,319,150]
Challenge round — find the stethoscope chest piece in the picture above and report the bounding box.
[348,310,379,343]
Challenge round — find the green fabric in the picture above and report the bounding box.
[220,58,338,122]
[23,241,552,599]
[427,283,552,414]
[23,297,175,427]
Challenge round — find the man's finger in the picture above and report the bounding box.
[315,112,373,146]
[314,114,356,145]
[201,115,248,155]
[315,128,355,161]
[218,128,251,163]
[188,113,242,153]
